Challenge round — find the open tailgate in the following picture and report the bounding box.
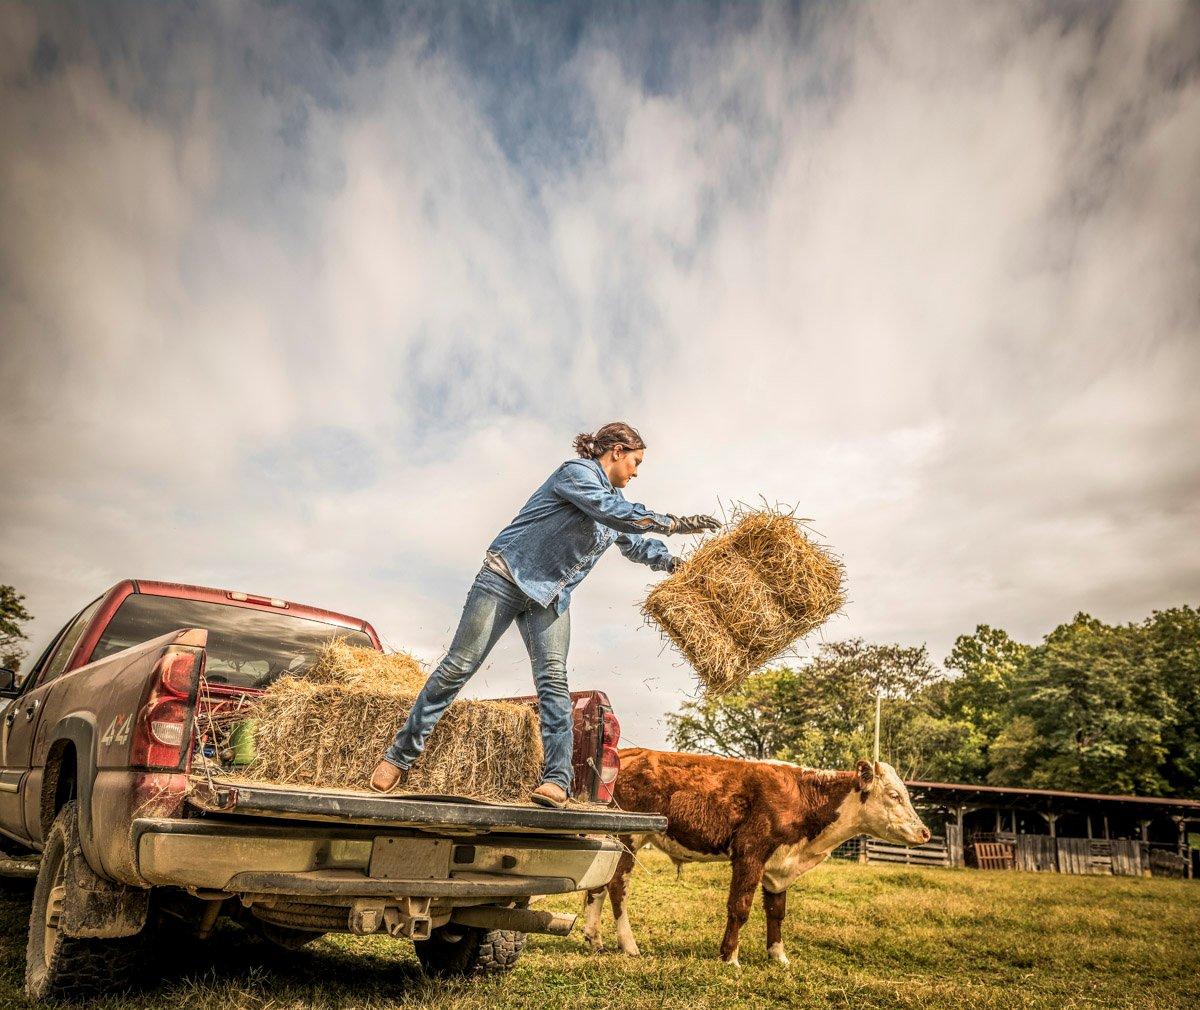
[188,776,666,835]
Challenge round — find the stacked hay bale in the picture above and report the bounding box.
[221,639,544,802]
[643,507,845,694]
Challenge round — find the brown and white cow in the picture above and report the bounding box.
[584,748,930,965]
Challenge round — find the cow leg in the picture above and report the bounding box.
[608,838,640,956]
[720,854,766,966]
[672,857,684,879]
[582,886,607,950]
[762,886,789,964]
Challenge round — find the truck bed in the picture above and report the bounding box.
[187,775,666,835]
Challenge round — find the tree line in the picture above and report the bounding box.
[668,606,1200,799]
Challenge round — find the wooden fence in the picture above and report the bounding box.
[1111,839,1144,877]
[983,835,1187,877]
[1055,838,1114,875]
[1149,848,1190,879]
[946,824,964,867]
[834,831,1193,878]
[832,836,952,866]
[1015,834,1057,872]
[864,837,952,866]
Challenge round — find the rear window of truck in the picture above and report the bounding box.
[88,594,374,689]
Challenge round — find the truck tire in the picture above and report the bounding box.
[25,801,145,1002]
[413,924,526,977]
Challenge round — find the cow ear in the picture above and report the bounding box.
[856,760,874,788]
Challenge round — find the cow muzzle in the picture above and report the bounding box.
[890,823,931,846]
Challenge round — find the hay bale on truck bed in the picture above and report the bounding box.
[302,638,426,691]
[217,642,544,802]
[643,508,845,694]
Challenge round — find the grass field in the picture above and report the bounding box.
[1,850,1197,1009]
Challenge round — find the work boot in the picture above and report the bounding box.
[529,782,569,808]
[370,760,409,793]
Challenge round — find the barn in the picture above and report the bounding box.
[835,779,1200,879]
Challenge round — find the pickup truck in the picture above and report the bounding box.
[0,579,665,1001]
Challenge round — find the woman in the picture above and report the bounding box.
[371,421,719,807]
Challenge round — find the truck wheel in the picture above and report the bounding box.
[25,801,144,1002]
[413,924,525,977]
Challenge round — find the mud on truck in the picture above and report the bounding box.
[0,580,665,1001]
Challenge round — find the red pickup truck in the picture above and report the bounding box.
[0,580,664,1001]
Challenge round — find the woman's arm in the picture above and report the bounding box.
[554,462,674,534]
[614,532,675,572]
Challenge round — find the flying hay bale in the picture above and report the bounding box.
[643,507,845,694]
[225,641,544,802]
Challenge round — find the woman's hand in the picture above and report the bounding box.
[668,514,721,534]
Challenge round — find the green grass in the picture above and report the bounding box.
[2,850,1197,1009]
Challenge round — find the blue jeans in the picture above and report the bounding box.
[385,566,574,793]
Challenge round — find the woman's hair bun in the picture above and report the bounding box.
[573,432,598,459]
[572,422,646,460]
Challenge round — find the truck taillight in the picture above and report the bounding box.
[599,746,620,783]
[159,650,197,696]
[131,647,199,770]
[602,709,620,746]
[596,708,622,803]
[149,701,188,746]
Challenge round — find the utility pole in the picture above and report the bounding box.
[873,691,882,764]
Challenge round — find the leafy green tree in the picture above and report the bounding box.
[932,624,1030,779]
[787,640,944,773]
[668,608,1200,795]
[668,639,980,779]
[990,613,1171,794]
[885,708,987,783]
[0,585,33,672]
[813,639,942,698]
[0,582,32,666]
[986,715,1040,786]
[667,668,800,760]
[1146,606,1200,798]
[942,625,1029,735]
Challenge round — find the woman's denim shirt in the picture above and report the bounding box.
[487,458,675,613]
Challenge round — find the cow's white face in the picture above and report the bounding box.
[856,761,930,845]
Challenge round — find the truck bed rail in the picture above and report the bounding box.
[187,776,666,835]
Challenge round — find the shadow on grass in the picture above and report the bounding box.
[0,877,447,1008]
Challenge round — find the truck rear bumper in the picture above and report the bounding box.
[132,818,622,897]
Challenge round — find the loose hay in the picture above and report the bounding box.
[643,506,845,694]
[208,641,544,802]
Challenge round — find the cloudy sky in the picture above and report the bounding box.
[2,1,1197,748]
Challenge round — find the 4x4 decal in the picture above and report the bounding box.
[99,713,132,748]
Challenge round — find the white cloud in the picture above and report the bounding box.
[1,1,1197,748]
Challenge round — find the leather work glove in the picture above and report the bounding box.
[669,514,721,535]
